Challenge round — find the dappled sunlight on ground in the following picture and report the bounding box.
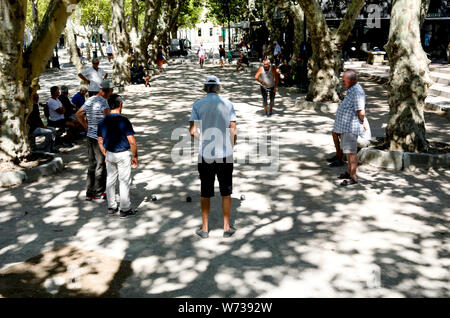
[0,56,449,297]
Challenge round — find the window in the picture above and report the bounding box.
[198,29,202,37]
[210,28,213,37]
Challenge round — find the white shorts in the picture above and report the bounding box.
[341,133,358,154]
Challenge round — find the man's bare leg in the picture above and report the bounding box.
[332,131,343,162]
[222,195,232,232]
[200,197,210,232]
[347,153,358,181]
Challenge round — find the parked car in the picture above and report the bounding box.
[169,39,191,56]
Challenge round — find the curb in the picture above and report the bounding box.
[0,154,64,187]
[358,148,450,171]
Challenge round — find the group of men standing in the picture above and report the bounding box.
[74,75,139,218]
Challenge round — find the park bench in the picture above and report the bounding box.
[367,51,386,65]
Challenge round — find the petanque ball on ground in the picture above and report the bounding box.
[240,194,246,200]
[186,196,192,202]
[151,195,157,201]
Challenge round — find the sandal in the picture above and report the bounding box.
[223,226,236,238]
[340,178,358,186]
[338,172,351,179]
[196,228,209,239]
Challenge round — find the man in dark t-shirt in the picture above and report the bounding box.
[98,94,139,218]
[28,93,57,153]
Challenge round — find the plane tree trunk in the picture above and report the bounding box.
[0,0,80,163]
[111,0,132,89]
[137,0,165,67]
[385,0,431,152]
[298,0,365,102]
[66,19,83,74]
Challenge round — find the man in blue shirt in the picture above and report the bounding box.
[189,76,237,238]
[98,94,139,218]
[71,86,87,111]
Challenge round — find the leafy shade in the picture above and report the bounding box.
[205,0,249,25]
[25,0,50,29]
[79,0,111,29]
[178,0,204,29]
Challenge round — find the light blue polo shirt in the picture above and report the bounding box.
[189,93,237,159]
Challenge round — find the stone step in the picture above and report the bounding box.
[425,96,450,114]
[429,65,450,75]
[430,71,450,86]
[429,83,450,99]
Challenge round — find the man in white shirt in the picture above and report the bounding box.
[47,86,78,147]
[106,42,114,62]
[78,58,108,97]
[189,76,238,239]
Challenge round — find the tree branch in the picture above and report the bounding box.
[335,0,366,48]
[23,0,81,81]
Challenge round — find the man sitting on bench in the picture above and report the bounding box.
[47,86,79,148]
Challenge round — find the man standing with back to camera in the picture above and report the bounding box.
[189,76,237,239]
[98,94,139,218]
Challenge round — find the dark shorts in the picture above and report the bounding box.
[198,157,233,198]
[260,86,275,107]
[107,53,113,57]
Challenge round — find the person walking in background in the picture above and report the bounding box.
[98,94,139,218]
[254,59,279,117]
[106,42,114,62]
[189,76,237,238]
[197,43,206,69]
[156,46,166,73]
[219,45,226,69]
[75,80,113,201]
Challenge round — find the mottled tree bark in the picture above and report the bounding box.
[155,0,184,60]
[130,0,140,61]
[289,4,304,64]
[385,0,431,152]
[298,0,365,102]
[274,0,305,64]
[262,0,280,57]
[0,0,80,162]
[85,34,92,61]
[30,0,39,36]
[137,0,165,66]
[97,28,105,58]
[111,0,132,89]
[66,19,83,74]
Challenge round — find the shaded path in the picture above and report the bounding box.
[0,59,449,297]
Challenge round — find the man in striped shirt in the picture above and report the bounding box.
[76,80,112,200]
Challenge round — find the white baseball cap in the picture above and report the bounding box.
[204,76,221,85]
